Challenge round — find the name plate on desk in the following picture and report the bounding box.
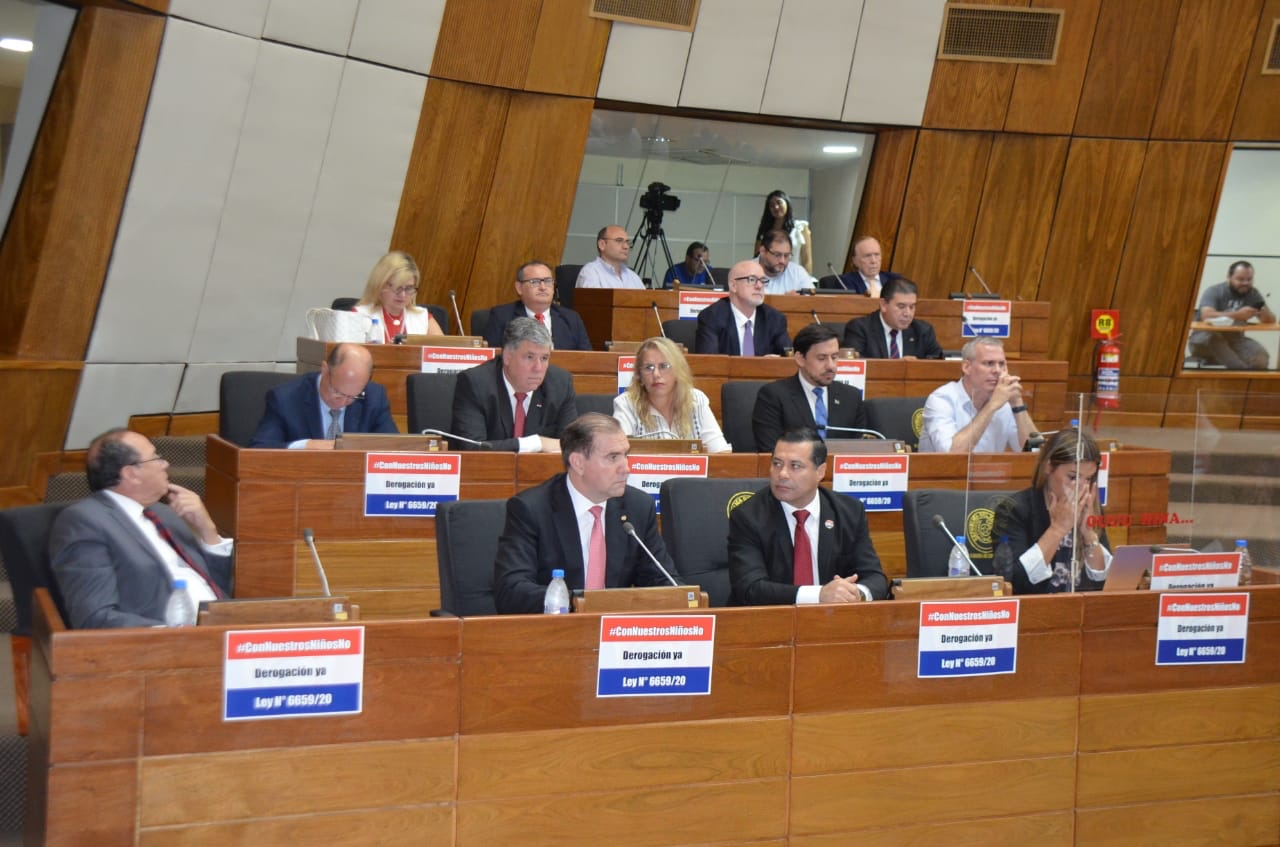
[961,300,1011,337]
[628,453,708,514]
[678,289,728,319]
[420,345,496,373]
[364,452,461,516]
[596,613,715,697]
[1149,552,1241,591]
[1155,592,1249,665]
[223,626,365,721]
[834,359,866,393]
[918,599,1019,678]
[832,453,909,511]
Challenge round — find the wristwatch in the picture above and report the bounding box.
[1010,404,1028,414]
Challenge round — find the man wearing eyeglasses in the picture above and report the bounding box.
[695,258,792,356]
[249,342,397,449]
[50,428,234,628]
[483,260,593,350]
[575,225,645,289]
[757,229,815,295]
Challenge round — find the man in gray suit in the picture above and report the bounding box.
[50,428,233,628]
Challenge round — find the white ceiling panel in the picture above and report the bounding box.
[263,0,359,55]
[762,0,866,120]
[597,22,692,108]
[348,0,446,75]
[169,0,270,39]
[679,0,783,114]
[843,0,946,125]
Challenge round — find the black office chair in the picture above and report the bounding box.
[902,489,1018,577]
[864,396,928,451]
[661,319,697,351]
[709,266,730,288]
[470,308,490,338]
[820,321,846,339]
[406,372,458,435]
[219,371,297,446]
[816,274,863,293]
[554,263,581,309]
[434,499,506,616]
[0,502,71,635]
[721,380,766,453]
[659,477,768,607]
[425,304,448,335]
[330,296,358,311]
[576,393,618,416]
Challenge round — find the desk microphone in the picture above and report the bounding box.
[301,528,333,597]
[420,428,491,449]
[1149,545,1199,555]
[810,308,821,325]
[447,289,466,336]
[826,262,853,291]
[968,266,995,296]
[931,515,983,577]
[620,518,680,587]
[651,301,666,338]
[824,425,888,439]
[699,258,717,288]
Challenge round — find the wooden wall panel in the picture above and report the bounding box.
[792,814,1074,847]
[968,134,1070,301]
[0,362,80,487]
[1076,795,1280,847]
[1073,0,1180,138]
[893,131,992,296]
[1038,138,1146,373]
[921,0,1025,131]
[1112,142,1227,376]
[1005,0,1101,135]
[1231,0,1280,139]
[525,0,612,97]
[850,129,917,270]
[138,807,453,847]
[0,6,163,360]
[430,0,542,88]
[1150,0,1263,140]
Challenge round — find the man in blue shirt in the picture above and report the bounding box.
[662,242,713,288]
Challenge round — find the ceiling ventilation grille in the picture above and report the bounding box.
[1264,19,1280,74]
[589,0,700,32]
[938,3,1064,65]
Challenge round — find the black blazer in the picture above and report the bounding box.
[993,488,1110,595]
[694,298,791,356]
[450,356,577,451]
[843,312,943,359]
[752,374,867,453]
[493,474,675,614]
[483,301,593,351]
[728,485,888,606]
[249,372,397,448]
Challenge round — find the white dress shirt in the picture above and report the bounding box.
[575,257,644,289]
[919,379,1019,453]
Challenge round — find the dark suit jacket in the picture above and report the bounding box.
[993,488,1109,595]
[843,312,943,359]
[483,301,593,351]
[450,356,578,451]
[752,374,867,453]
[694,298,791,356]
[249,372,397,448]
[728,486,887,606]
[50,493,234,628]
[493,474,675,613]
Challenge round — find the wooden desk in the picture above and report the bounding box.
[27,587,1279,845]
[206,438,1168,617]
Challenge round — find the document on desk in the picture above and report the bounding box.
[918,599,1019,678]
[223,626,365,721]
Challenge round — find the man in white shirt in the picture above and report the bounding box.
[50,428,234,628]
[575,225,645,289]
[919,338,1038,453]
[757,229,815,295]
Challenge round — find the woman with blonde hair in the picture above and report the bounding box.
[354,251,443,341]
[613,336,730,452]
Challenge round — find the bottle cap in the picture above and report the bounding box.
[173,579,188,589]
[1235,539,1247,546]
[552,568,565,579]
[955,535,966,544]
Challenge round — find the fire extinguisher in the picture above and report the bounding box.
[1095,334,1120,409]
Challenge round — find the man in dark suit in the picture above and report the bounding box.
[483,260,593,350]
[493,413,676,613]
[843,278,943,359]
[452,316,577,452]
[848,235,901,298]
[752,323,867,452]
[694,258,791,355]
[249,342,396,448]
[729,428,887,606]
[50,429,234,628]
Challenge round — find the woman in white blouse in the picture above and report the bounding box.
[613,336,730,452]
[353,251,443,342]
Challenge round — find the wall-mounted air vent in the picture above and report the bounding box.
[938,3,1064,65]
[589,0,700,32]
[1264,19,1280,74]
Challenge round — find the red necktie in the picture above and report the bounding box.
[792,509,812,586]
[535,312,546,325]
[890,329,900,359]
[586,505,606,590]
[513,392,527,437]
[142,508,225,598]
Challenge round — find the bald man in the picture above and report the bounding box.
[576,224,645,289]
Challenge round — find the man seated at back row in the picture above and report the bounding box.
[483,260,592,351]
[250,343,397,449]
[576,225,644,289]
[50,429,234,628]
[753,323,867,452]
[843,278,943,359]
[1187,260,1275,370]
[695,259,791,356]
[919,338,1038,453]
[452,317,577,452]
[493,413,675,613]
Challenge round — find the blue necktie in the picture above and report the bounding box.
[813,386,827,439]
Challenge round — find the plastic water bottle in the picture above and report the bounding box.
[163,578,197,627]
[992,535,1015,582]
[543,568,570,614]
[948,535,970,577]
[1236,539,1252,586]
[368,317,383,344]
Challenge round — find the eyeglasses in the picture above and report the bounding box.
[519,277,554,287]
[603,237,631,246]
[763,248,792,261]
[640,362,673,374]
[386,285,418,296]
[132,454,166,466]
[331,388,367,402]
[733,275,768,286]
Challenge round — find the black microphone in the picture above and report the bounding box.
[651,301,666,338]
[420,428,491,450]
[448,289,465,336]
[826,262,852,291]
[931,515,983,577]
[824,425,887,439]
[620,518,680,587]
[392,333,408,345]
[968,266,995,296]
[301,528,333,597]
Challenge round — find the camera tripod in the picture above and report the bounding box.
[631,209,676,288]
